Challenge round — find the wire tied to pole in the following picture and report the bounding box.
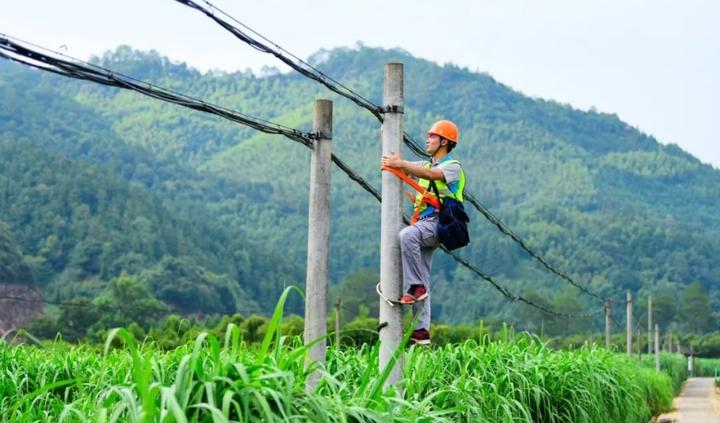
[307,131,332,140]
[376,283,402,307]
[378,105,404,114]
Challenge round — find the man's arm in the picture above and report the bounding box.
[381,152,445,181]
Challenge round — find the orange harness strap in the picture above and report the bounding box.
[382,165,441,224]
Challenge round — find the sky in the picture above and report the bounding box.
[2,0,719,167]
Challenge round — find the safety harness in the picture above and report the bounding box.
[381,165,441,224]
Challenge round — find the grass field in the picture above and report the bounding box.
[1,290,685,422]
[0,333,679,422]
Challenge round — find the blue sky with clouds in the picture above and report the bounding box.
[2,0,718,167]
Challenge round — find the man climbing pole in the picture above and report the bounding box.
[381,120,466,345]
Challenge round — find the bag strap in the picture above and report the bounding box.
[428,179,442,209]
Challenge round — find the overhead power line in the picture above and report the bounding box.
[436,243,605,318]
[461,192,610,302]
[0,34,313,147]
[175,0,617,304]
[0,35,600,319]
[0,295,167,314]
[173,0,382,119]
[0,33,385,224]
[172,0,428,159]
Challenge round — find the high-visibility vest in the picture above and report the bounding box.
[414,158,465,219]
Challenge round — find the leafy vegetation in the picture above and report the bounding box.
[0,220,32,285]
[1,291,679,423]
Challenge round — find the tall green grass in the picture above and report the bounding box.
[693,357,720,378]
[640,353,688,393]
[1,289,677,422]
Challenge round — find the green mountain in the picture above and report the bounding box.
[1,45,719,331]
[0,67,302,314]
[0,220,32,285]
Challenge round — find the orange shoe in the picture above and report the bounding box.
[400,284,428,304]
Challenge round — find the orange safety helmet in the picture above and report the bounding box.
[427,120,459,143]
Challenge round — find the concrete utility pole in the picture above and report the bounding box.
[626,290,633,357]
[648,296,653,355]
[378,63,404,389]
[304,99,332,392]
[689,346,694,376]
[655,324,660,371]
[605,299,612,349]
[335,297,341,347]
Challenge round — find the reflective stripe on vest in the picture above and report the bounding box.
[413,158,465,217]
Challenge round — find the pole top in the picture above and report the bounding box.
[312,99,333,138]
[383,63,404,103]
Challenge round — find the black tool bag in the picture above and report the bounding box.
[430,181,470,250]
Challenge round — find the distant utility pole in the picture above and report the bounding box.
[605,299,612,349]
[378,63,404,390]
[335,297,341,347]
[648,296,652,355]
[655,324,660,371]
[668,329,673,354]
[304,99,333,392]
[626,291,633,357]
[689,346,694,376]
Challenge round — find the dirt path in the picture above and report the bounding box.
[655,377,720,423]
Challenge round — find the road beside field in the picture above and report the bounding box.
[655,377,720,423]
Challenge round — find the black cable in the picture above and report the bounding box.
[331,155,381,201]
[463,191,613,302]
[201,0,379,111]
[173,0,383,120]
[610,314,625,331]
[0,35,384,231]
[0,295,167,314]
[0,35,313,148]
[440,247,605,318]
[174,0,430,157]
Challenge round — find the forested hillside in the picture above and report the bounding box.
[0,220,31,285]
[1,45,719,333]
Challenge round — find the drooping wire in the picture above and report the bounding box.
[0,34,387,246]
[173,0,431,160]
[462,191,619,302]
[174,0,622,305]
[0,295,167,314]
[0,35,600,319]
[146,2,379,170]
[0,34,313,148]
[436,244,605,318]
[173,0,382,119]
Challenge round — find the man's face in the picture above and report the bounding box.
[425,134,442,154]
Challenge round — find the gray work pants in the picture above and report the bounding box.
[399,216,439,331]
